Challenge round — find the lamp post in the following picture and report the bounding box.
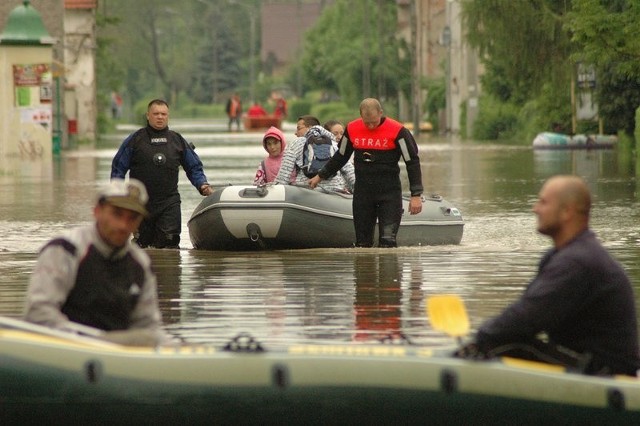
[248,8,256,102]
[410,0,421,137]
[442,24,451,134]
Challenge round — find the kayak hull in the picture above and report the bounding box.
[1,327,639,423]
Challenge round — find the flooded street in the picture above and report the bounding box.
[1,119,639,349]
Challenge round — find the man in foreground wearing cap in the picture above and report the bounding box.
[23,179,169,346]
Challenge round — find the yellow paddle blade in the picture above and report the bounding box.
[426,294,470,338]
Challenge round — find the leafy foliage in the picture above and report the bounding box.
[567,0,640,76]
[463,0,571,105]
[298,0,407,108]
[472,95,519,140]
[464,0,640,138]
[423,77,445,122]
[95,13,125,132]
[96,0,250,113]
[595,64,640,135]
[94,0,640,139]
[189,4,243,104]
[567,0,640,135]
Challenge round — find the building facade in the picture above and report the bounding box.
[62,0,97,143]
[396,0,481,135]
[0,0,97,148]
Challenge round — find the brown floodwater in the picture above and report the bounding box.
[1,120,639,350]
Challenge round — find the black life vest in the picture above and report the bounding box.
[128,126,187,204]
[58,242,145,331]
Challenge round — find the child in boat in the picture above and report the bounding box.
[254,126,290,186]
[323,119,344,142]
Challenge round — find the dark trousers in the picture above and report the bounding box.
[135,200,181,249]
[228,116,241,130]
[352,178,403,247]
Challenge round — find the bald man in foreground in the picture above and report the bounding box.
[459,175,639,376]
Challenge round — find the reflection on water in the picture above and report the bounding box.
[353,252,404,342]
[1,126,639,349]
[0,252,36,317]
[158,249,467,347]
[148,247,547,348]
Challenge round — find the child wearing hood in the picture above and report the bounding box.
[254,126,290,185]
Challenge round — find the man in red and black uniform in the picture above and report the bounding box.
[309,98,423,247]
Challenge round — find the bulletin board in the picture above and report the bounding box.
[13,63,52,126]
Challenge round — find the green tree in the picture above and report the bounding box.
[566,0,640,135]
[188,2,243,104]
[463,0,572,106]
[460,0,576,139]
[97,0,250,112]
[95,12,125,131]
[593,64,640,135]
[297,0,407,108]
[567,0,640,76]
[464,0,640,138]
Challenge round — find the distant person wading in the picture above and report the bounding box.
[226,93,242,132]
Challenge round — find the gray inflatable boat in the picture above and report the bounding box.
[188,185,464,250]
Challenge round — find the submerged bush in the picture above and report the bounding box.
[472,95,519,140]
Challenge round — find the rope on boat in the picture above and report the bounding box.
[222,332,265,353]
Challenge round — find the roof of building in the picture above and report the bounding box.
[261,3,325,66]
[64,0,97,9]
[0,0,54,45]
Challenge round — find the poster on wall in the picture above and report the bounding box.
[13,63,53,127]
[20,108,52,125]
[13,63,52,107]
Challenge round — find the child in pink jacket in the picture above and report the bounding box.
[253,126,290,185]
